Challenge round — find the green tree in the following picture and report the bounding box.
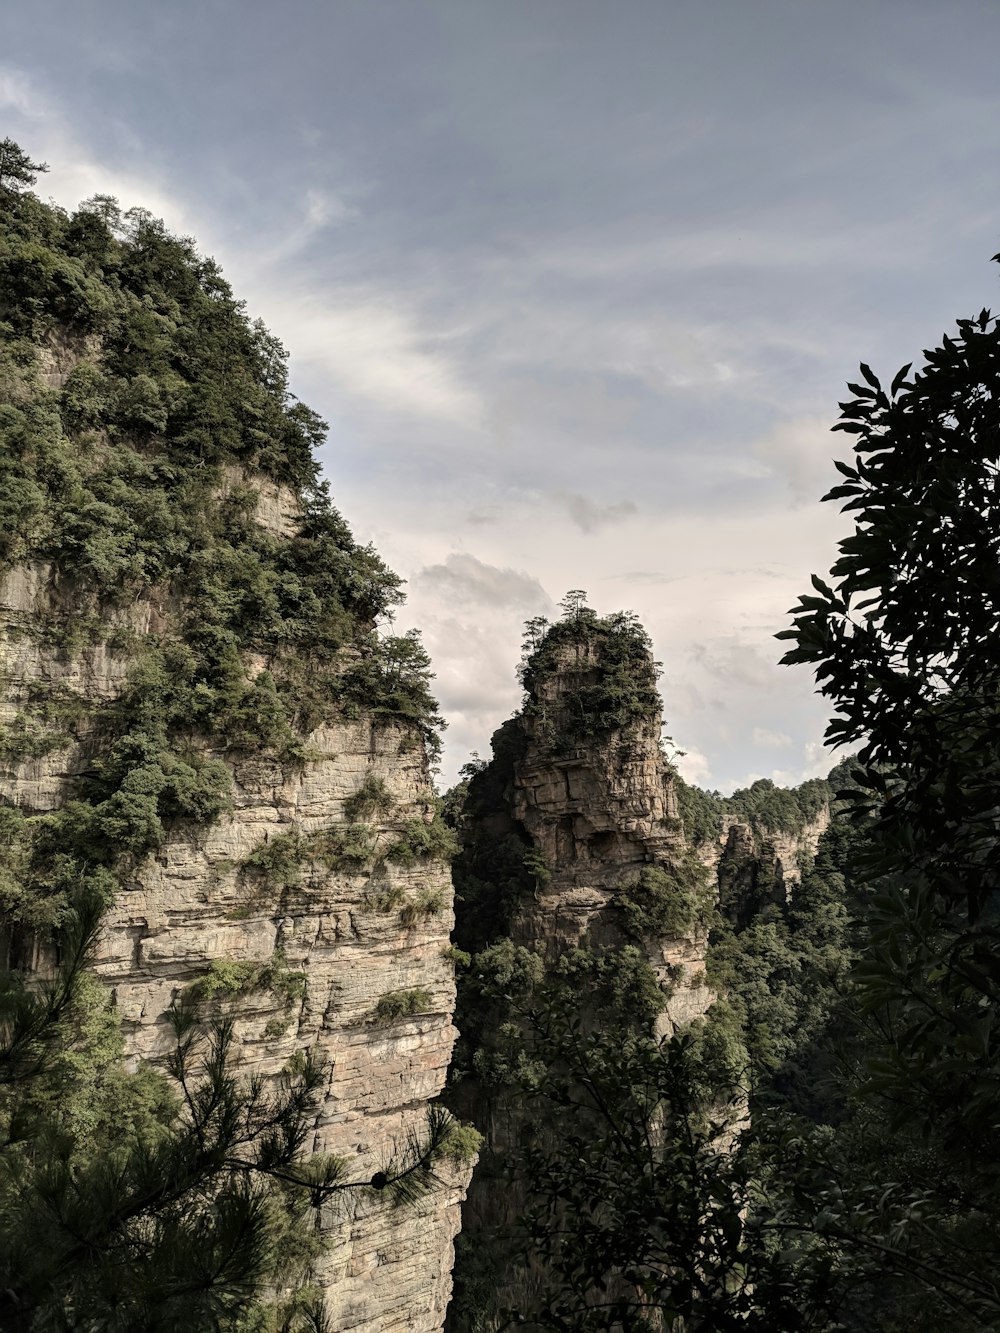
[0,885,470,1331]
[340,628,445,758]
[559,590,591,621]
[0,139,47,194]
[778,253,1000,1326]
[503,977,840,1332]
[518,606,661,747]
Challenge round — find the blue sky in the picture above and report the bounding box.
[5,0,1000,788]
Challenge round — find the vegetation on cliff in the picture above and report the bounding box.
[448,742,853,1328]
[518,595,662,749]
[0,141,462,1331]
[674,772,832,849]
[446,599,751,1329]
[0,138,448,925]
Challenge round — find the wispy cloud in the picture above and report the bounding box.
[752,726,793,749]
[0,68,46,118]
[247,288,484,427]
[753,415,842,507]
[414,553,550,610]
[557,493,637,534]
[254,186,363,265]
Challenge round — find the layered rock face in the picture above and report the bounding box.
[710,809,831,929]
[447,614,717,1327]
[505,633,713,1030]
[0,488,471,1330]
[0,162,486,1323]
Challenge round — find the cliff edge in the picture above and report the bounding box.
[0,165,472,1329]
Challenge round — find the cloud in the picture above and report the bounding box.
[490,305,749,399]
[751,726,793,749]
[0,70,475,434]
[801,738,840,780]
[530,202,944,283]
[607,570,677,585]
[672,745,713,788]
[413,553,551,610]
[688,639,785,693]
[753,415,841,506]
[304,187,354,229]
[715,726,836,796]
[259,288,483,427]
[407,612,527,781]
[254,187,362,266]
[0,68,47,118]
[557,492,637,534]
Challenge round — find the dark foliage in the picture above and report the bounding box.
[519,600,661,749]
[774,253,1000,1327]
[512,995,840,1332]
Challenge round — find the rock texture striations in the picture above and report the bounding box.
[0,481,472,1331]
[504,632,714,1029]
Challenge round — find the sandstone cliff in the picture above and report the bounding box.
[0,182,473,1330]
[680,777,832,929]
[446,609,718,1327]
[504,631,714,1031]
[0,489,473,1333]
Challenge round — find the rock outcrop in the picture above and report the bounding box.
[446,612,717,1326]
[709,809,830,929]
[0,492,471,1331]
[504,633,713,1031]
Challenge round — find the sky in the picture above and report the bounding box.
[4,0,1000,791]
